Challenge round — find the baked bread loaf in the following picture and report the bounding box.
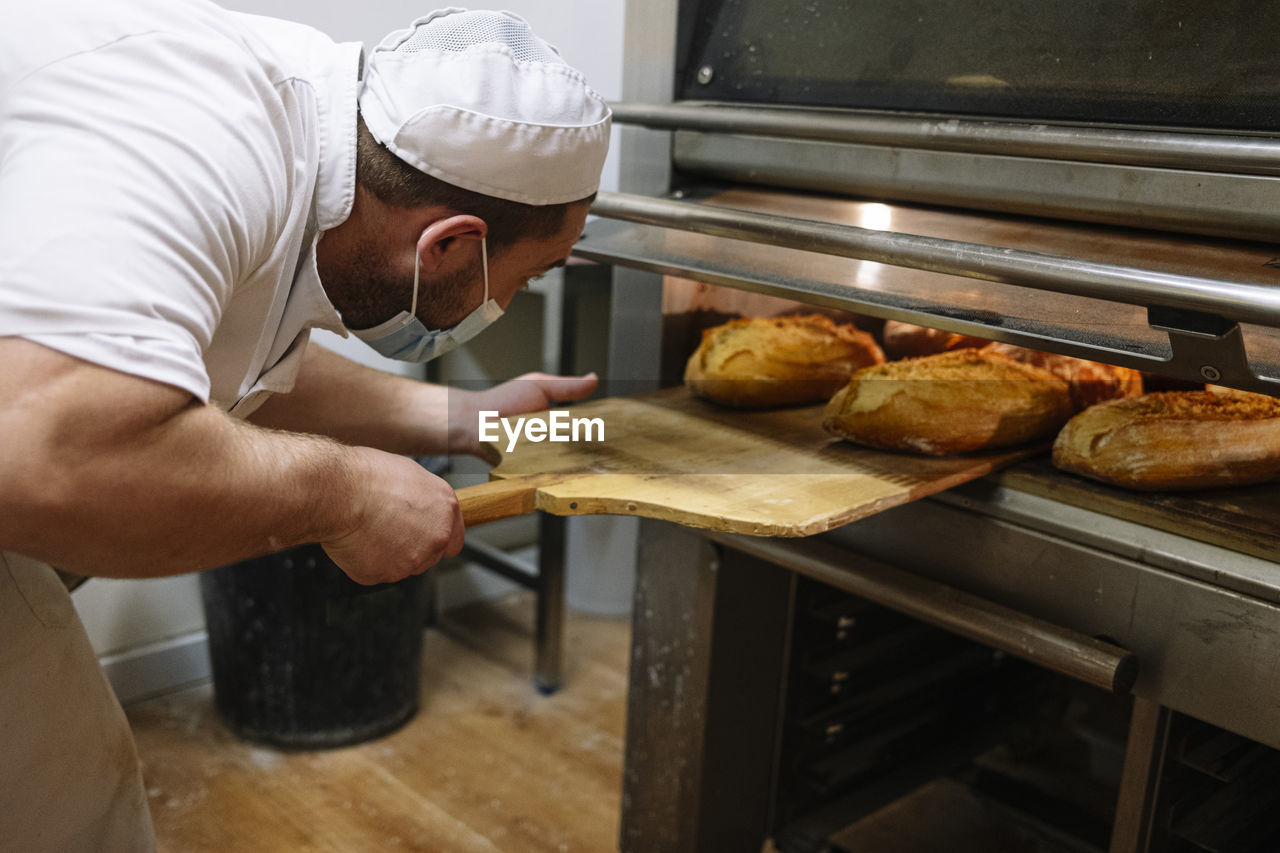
[823,348,1074,455]
[1053,390,1280,491]
[685,314,884,408]
[984,343,1144,410]
[881,320,989,360]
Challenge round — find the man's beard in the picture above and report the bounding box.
[327,236,479,331]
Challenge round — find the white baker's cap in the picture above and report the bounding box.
[358,8,612,206]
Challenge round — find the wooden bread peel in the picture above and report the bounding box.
[453,387,1046,537]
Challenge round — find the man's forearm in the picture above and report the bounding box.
[248,345,467,456]
[1,381,355,577]
[0,339,461,581]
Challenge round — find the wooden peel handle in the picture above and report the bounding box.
[455,477,554,528]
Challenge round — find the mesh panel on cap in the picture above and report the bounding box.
[396,12,562,64]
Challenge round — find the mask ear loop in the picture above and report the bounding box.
[410,245,422,316]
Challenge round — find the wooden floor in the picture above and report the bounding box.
[126,593,632,853]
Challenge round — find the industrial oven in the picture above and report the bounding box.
[571,1,1280,851]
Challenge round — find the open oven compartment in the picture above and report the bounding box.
[769,574,1280,853]
[773,577,1094,852]
[775,576,1123,853]
[594,0,1280,397]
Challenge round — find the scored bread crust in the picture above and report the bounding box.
[685,314,885,408]
[881,320,989,360]
[1052,391,1280,490]
[984,343,1144,410]
[823,349,1074,455]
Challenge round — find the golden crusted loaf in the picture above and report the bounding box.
[823,348,1075,455]
[1052,390,1280,490]
[881,320,989,360]
[984,343,1144,410]
[685,314,885,408]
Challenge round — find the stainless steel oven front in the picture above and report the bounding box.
[575,2,1280,851]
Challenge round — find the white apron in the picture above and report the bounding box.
[0,553,155,853]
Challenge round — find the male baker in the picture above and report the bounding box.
[0,2,610,849]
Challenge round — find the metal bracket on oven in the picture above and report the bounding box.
[1147,306,1278,391]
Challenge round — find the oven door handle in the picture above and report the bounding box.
[589,190,1280,331]
[705,531,1138,695]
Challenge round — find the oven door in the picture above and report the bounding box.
[614,0,1280,243]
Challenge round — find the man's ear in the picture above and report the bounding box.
[415,214,488,273]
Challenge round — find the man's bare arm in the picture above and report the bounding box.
[247,344,457,455]
[0,338,463,582]
[248,344,598,459]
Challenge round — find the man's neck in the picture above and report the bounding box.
[314,185,405,329]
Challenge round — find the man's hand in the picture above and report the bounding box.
[250,347,602,463]
[320,448,465,585]
[451,371,599,461]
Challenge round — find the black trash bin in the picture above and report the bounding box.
[199,543,430,749]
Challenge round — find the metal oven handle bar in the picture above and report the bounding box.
[591,191,1280,330]
[612,102,1280,177]
[703,531,1138,695]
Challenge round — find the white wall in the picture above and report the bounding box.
[74,0,627,667]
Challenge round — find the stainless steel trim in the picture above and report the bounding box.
[613,102,1280,177]
[622,521,799,852]
[820,489,1280,750]
[607,0,673,398]
[618,9,677,196]
[932,481,1280,603]
[590,191,1280,329]
[704,531,1138,695]
[673,132,1280,243]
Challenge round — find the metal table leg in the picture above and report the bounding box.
[457,512,566,695]
[534,512,567,695]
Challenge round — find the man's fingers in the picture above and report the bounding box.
[546,374,597,402]
[460,373,601,459]
[514,371,598,402]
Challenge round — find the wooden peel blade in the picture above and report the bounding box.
[450,389,1052,535]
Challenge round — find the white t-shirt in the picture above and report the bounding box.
[0,0,358,417]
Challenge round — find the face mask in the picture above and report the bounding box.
[351,236,504,362]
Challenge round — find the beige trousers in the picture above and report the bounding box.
[0,552,155,853]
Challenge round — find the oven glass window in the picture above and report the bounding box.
[679,0,1280,131]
